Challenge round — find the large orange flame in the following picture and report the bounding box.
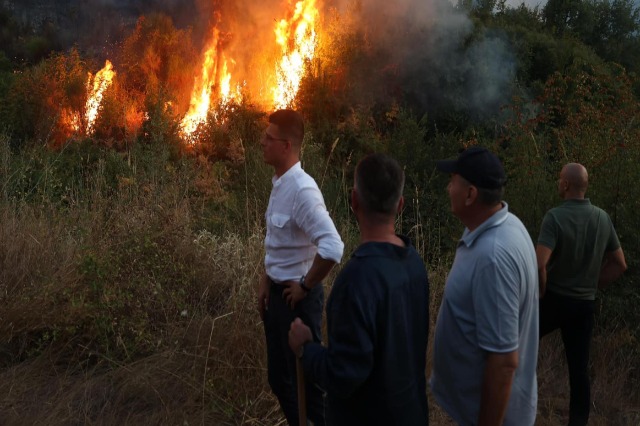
[220,57,243,105]
[85,60,116,134]
[180,30,242,141]
[180,29,220,137]
[273,0,319,109]
[179,1,319,143]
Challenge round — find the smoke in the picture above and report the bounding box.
[327,0,517,120]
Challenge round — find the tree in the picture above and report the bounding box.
[543,0,640,75]
[501,63,640,249]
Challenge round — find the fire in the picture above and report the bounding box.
[273,0,319,109]
[180,29,219,137]
[220,57,242,105]
[85,60,116,134]
[180,0,319,142]
[180,30,243,140]
[61,108,81,133]
[67,3,321,143]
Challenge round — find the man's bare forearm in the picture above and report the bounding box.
[478,351,517,426]
[598,248,627,288]
[535,245,552,298]
[538,266,547,298]
[304,255,336,289]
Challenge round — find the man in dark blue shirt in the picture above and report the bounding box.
[289,153,430,425]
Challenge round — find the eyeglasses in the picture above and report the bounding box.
[262,132,288,143]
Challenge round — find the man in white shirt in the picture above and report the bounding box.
[257,109,344,426]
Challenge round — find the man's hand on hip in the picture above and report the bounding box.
[282,280,306,309]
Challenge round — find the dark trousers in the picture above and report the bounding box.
[540,290,595,426]
[263,279,325,426]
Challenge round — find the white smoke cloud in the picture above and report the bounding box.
[327,0,517,119]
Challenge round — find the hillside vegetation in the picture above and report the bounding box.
[0,0,639,424]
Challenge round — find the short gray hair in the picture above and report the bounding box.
[354,154,404,216]
[458,175,503,206]
[477,186,504,206]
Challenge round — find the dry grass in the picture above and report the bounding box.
[0,133,638,425]
[0,202,278,424]
[536,328,640,426]
[0,134,281,424]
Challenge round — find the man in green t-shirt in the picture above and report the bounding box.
[536,163,627,426]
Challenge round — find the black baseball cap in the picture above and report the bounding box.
[436,146,506,189]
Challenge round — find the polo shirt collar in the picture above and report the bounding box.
[562,198,591,206]
[353,235,412,259]
[460,202,510,248]
[272,161,302,186]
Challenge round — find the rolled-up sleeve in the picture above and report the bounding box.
[294,186,344,264]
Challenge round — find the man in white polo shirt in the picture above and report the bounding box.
[431,146,539,426]
[257,109,344,426]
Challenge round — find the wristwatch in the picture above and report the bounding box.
[299,275,311,292]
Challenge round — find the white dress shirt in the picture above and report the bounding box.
[264,162,344,282]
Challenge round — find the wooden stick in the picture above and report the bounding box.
[296,356,307,426]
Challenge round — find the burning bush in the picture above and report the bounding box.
[4,50,86,147]
[118,14,197,114]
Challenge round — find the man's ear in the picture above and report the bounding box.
[465,185,477,206]
[350,188,358,213]
[397,195,405,214]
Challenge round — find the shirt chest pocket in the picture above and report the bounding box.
[269,213,293,243]
[271,213,291,228]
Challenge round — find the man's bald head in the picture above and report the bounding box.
[560,163,588,197]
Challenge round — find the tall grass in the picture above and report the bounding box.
[0,123,639,425]
[0,131,278,424]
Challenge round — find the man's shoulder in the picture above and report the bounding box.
[335,255,384,287]
[504,211,529,230]
[478,216,535,263]
[290,168,320,191]
[544,204,564,216]
[330,259,372,302]
[340,255,375,277]
[478,212,528,245]
[541,204,567,224]
[588,203,609,216]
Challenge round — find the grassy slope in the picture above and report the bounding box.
[0,132,638,425]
